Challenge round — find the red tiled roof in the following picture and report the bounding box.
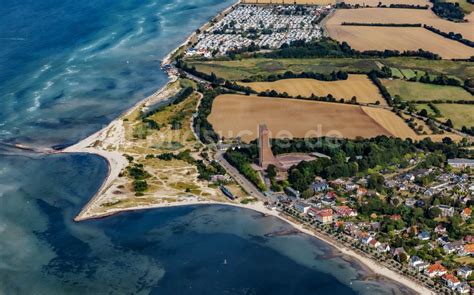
[464,244,474,254]
[427,263,446,274]
[317,209,333,217]
[463,208,472,216]
[442,273,460,284]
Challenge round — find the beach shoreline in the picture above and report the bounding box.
[76,199,433,294]
[62,1,433,293]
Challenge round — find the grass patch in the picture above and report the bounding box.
[382,80,474,102]
[436,104,474,129]
[390,68,404,79]
[415,104,437,117]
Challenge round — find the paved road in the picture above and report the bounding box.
[215,151,266,200]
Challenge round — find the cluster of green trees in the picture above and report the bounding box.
[414,99,474,105]
[386,4,429,9]
[368,70,393,105]
[258,39,440,60]
[223,80,256,94]
[140,86,194,120]
[424,25,474,48]
[196,160,226,181]
[461,126,474,136]
[256,90,358,105]
[225,148,266,191]
[430,0,465,21]
[177,60,224,85]
[243,70,349,83]
[272,136,467,191]
[337,2,428,9]
[417,73,462,87]
[342,22,422,27]
[156,149,195,164]
[172,86,194,105]
[127,163,150,194]
[193,85,229,144]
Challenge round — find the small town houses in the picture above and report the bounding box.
[277,159,473,293]
[425,263,447,278]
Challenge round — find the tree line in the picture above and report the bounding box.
[259,39,440,60]
[242,70,349,83]
[342,22,422,27]
[424,25,474,48]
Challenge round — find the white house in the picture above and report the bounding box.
[442,273,460,290]
[457,266,472,279]
[293,201,311,214]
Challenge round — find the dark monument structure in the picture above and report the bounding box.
[258,124,284,170]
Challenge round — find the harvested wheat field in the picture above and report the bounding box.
[361,107,462,141]
[241,0,335,4]
[327,26,474,59]
[326,8,474,40]
[342,0,430,6]
[241,75,387,105]
[361,107,418,138]
[208,94,394,142]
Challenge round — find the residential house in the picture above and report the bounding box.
[368,238,380,248]
[465,235,474,244]
[444,241,464,254]
[448,158,474,169]
[377,243,390,253]
[285,187,300,198]
[415,199,425,207]
[405,198,416,207]
[362,236,373,245]
[425,263,447,278]
[461,207,472,220]
[409,256,423,268]
[434,224,447,235]
[334,206,357,218]
[345,183,359,191]
[424,189,434,197]
[437,205,455,217]
[404,173,415,182]
[409,256,429,272]
[438,236,450,246]
[418,230,431,241]
[391,247,409,261]
[293,201,311,214]
[390,214,401,221]
[310,181,329,193]
[356,187,367,197]
[309,208,333,224]
[459,244,474,256]
[321,192,337,206]
[442,273,460,290]
[456,282,471,294]
[457,266,472,279]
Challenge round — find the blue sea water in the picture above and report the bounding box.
[0,1,414,294]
